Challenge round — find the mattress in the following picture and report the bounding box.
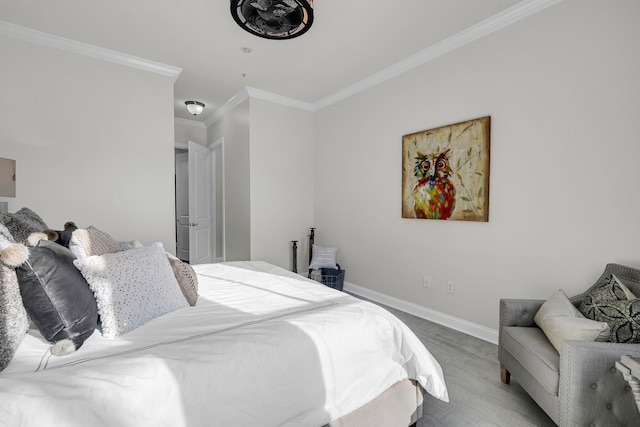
[0,261,448,426]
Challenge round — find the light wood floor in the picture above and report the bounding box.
[381,305,557,427]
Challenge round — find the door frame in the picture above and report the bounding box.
[208,137,225,262]
[174,151,190,261]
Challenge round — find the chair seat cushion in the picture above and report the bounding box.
[502,326,560,395]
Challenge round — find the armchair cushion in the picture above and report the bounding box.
[502,326,560,395]
[534,290,610,352]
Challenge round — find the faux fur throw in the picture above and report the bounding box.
[0,224,29,372]
[0,207,48,244]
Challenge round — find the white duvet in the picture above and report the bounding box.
[0,261,448,427]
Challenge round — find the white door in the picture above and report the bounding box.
[188,141,214,264]
[175,152,190,261]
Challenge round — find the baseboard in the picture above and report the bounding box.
[343,281,499,345]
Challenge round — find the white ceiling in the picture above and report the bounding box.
[1,0,557,123]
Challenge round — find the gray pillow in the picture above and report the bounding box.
[166,252,199,306]
[0,207,48,244]
[579,274,640,343]
[16,240,98,355]
[0,224,29,371]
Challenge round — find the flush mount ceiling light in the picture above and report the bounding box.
[230,0,314,40]
[185,101,205,116]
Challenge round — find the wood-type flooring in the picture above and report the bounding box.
[381,304,556,427]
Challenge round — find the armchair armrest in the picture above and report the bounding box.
[559,340,640,427]
[498,299,545,369]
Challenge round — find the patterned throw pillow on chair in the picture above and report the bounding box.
[579,274,640,343]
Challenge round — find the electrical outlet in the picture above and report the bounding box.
[447,281,455,294]
[423,275,431,288]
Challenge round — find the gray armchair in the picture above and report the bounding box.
[499,263,640,426]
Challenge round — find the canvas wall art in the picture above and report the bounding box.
[402,116,490,222]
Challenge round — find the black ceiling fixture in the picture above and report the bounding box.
[230,0,314,40]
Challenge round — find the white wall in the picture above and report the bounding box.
[174,119,207,146]
[207,98,315,270]
[208,99,251,261]
[6,0,636,334]
[249,99,314,271]
[313,0,640,330]
[0,36,177,252]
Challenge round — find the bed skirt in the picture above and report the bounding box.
[325,379,424,427]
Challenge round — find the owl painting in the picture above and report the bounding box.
[412,149,456,220]
[402,116,491,222]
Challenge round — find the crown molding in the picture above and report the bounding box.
[246,87,315,112]
[204,87,251,127]
[174,117,206,129]
[0,20,182,81]
[205,86,315,127]
[207,0,562,124]
[314,0,562,109]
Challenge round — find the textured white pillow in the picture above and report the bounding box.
[309,245,339,270]
[74,242,188,338]
[166,252,199,306]
[118,240,144,252]
[69,226,122,260]
[534,289,610,352]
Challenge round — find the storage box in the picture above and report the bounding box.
[309,266,345,291]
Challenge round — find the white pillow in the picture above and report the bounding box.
[534,289,610,352]
[69,226,122,260]
[118,240,144,252]
[74,242,188,338]
[309,245,340,270]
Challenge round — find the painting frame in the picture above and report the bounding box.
[402,116,490,222]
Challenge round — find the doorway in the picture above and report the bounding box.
[174,140,225,264]
[175,150,189,261]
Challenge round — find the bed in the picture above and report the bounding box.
[0,250,448,426]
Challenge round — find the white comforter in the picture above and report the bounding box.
[0,261,448,427]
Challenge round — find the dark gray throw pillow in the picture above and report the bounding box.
[16,240,98,355]
[579,274,640,343]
